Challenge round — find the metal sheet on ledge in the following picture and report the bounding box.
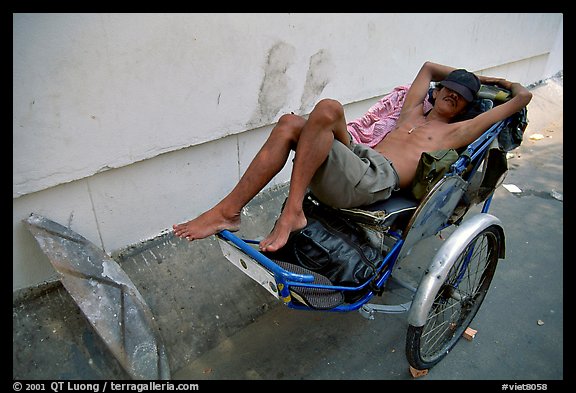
[23,213,170,380]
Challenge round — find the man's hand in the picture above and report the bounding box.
[479,76,513,90]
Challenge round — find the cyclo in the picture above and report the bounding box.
[216,85,527,371]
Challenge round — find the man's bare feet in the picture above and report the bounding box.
[173,207,241,241]
[259,209,307,252]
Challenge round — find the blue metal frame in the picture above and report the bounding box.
[218,229,404,312]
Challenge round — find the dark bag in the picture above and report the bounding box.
[498,107,528,152]
[411,149,459,200]
[276,195,384,302]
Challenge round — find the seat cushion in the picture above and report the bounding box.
[337,193,419,228]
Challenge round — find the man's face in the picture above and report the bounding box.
[434,86,469,117]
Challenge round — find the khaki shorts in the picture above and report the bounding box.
[309,139,400,208]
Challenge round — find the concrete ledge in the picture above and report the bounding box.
[13,183,290,379]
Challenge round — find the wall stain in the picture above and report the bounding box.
[298,49,332,114]
[248,42,295,128]
[67,211,74,229]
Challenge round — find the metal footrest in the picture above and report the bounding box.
[359,302,412,320]
[217,236,344,309]
[275,260,344,310]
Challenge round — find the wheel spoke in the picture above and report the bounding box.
[420,299,460,355]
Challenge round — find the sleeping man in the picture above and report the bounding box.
[173,61,532,252]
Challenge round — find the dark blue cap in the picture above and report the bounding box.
[439,69,481,102]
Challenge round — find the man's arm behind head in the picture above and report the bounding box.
[450,80,532,148]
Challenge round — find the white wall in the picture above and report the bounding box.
[13,13,563,290]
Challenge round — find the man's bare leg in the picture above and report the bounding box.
[259,99,350,252]
[172,114,306,241]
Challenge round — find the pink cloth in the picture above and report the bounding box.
[347,84,433,147]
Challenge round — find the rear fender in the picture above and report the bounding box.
[407,213,504,327]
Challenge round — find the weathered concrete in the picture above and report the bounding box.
[24,213,171,380]
[13,184,289,379]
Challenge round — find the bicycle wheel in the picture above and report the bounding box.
[405,225,502,370]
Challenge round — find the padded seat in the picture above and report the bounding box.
[335,193,419,228]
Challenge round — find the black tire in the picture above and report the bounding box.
[406,225,501,370]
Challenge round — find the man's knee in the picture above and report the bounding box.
[277,113,301,126]
[273,113,305,143]
[311,99,344,124]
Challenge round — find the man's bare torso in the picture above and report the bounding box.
[373,103,460,189]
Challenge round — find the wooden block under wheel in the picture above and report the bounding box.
[409,366,429,378]
[463,327,478,341]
